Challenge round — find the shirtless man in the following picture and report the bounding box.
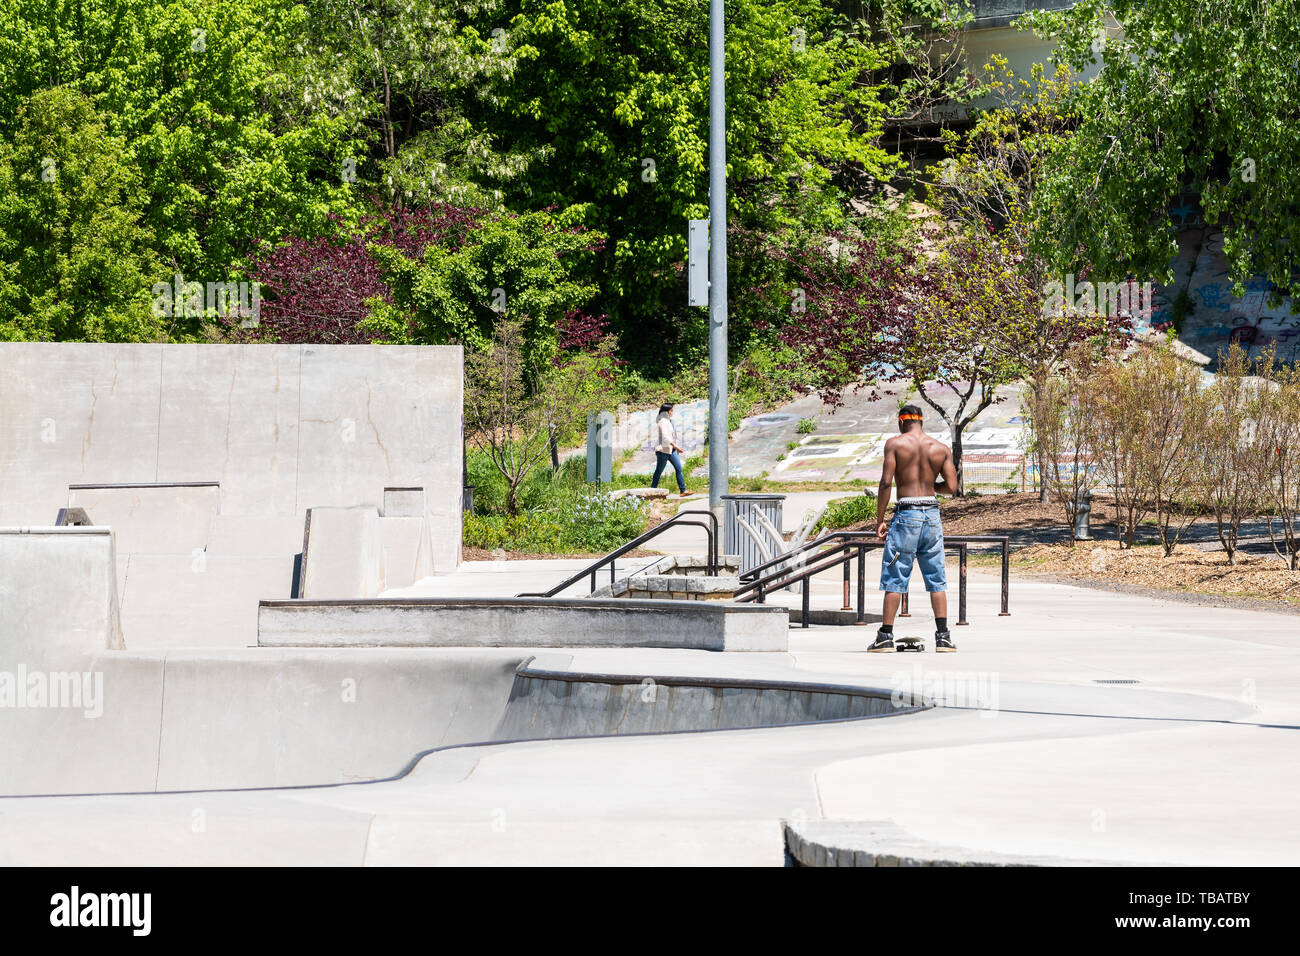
[868,405,959,652]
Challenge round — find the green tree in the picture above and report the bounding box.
[361,205,604,371]
[290,0,531,209]
[0,0,360,292]
[904,231,1041,494]
[464,318,617,514]
[0,87,162,342]
[1023,0,1300,298]
[490,0,907,368]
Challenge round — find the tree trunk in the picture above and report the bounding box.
[1037,446,1049,503]
[951,422,964,497]
[549,429,560,472]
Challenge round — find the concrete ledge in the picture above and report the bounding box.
[258,597,790,651]
[492,662,927,740]
[784,820,1115,867]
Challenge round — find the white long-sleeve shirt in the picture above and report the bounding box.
[655,416,676,453]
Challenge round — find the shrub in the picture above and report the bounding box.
[797,417,818,433]
[561,492,647,552]
[463,488,648,554]
[814,495,878,533]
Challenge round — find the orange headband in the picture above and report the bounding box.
[898,413,922,422]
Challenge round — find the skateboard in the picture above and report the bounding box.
[895,636,925,652]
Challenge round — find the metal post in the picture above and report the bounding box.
[1000,538,1011,615]
[707,0,729,514]
[801,576,810,629]
[841,553,851,610]
[855,546,866,625]
[957,543,968,625]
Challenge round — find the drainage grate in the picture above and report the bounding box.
[1093,679,1140,684]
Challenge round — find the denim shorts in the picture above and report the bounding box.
[879,506,947,593]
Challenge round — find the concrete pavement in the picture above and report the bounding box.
[2,564,1297,866]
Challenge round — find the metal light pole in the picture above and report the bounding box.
[707,0,728,514]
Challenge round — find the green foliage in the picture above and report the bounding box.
[0,0,360,341]
[797,417,818,434]
[465,449,650,553]
[491,0,904,369]
[0,87,161,341]
[1022,0,1300,298]
[362,206,603,366]
[813,495,877,533]
[292,0,529,208]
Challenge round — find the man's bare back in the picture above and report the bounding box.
[875,429,957,538]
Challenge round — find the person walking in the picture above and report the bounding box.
[869,404,959,652]
[651,403,688,497]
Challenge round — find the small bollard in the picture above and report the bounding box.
[1073,490,1093,541]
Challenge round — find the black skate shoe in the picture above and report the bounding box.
[868,629,895,653]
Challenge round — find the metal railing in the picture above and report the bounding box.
[734,532,1011,628]
[517,509,719,598]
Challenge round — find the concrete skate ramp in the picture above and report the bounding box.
[65,482,221,555]
[0,649,527,796]
[0,650,925,797]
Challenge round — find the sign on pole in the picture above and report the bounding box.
[688,219,709,307]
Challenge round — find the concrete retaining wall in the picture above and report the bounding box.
[258,598,791,652]
[0,342,463,571]
[493,665,921,741]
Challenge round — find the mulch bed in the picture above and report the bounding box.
[1010,540,1300,607]
[826,492,1300,610]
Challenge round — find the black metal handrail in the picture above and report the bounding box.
[734,534,1011,628]
[740,529,879,583]
[517,508,719,598]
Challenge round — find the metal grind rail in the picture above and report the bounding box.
[517,509,719,598]
[733,533,1011,628]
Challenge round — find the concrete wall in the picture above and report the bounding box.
[0,343,463,571]
[493,667,919,741]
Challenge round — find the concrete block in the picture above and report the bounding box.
[0,342,464,571]
[258,598,790,652]
[300,507,382,599]
[0,527,123,657]
[379,515,432,591]
[67,482,220,554]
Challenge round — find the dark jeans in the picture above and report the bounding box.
[652,451,686,493]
